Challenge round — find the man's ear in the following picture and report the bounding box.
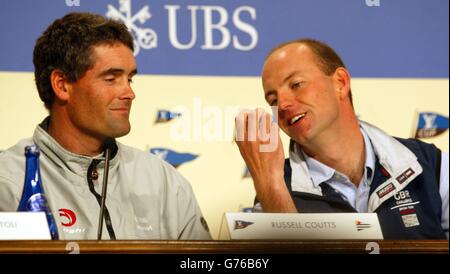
[333,67,351,101]
[50,70,70,101]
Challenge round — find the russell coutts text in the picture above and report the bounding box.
[272,221,336,229]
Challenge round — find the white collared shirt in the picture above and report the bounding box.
[303,128,375,213]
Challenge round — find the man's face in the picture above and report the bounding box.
[66,42,137,141]
[262,44,341,146]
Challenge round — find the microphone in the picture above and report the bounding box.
[97,138,115,240]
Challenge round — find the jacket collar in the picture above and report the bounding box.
[360,121,423,212]
[33,117,120,177]
[289,120,422,211]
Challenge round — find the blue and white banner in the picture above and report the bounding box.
[150,147,198,167]
[154,109,182,124]
[414,112,449,139]
[0,0,448,77]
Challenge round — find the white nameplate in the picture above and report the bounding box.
[219,212,383,240]
[0,212,51,240]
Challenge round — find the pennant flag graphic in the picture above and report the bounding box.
[414,112,449,138]
[150,147,198,168]
[234,220,254,230]
[355,220,372,231]
[154,110,182,124]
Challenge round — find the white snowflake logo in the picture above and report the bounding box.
[106,0,157,56]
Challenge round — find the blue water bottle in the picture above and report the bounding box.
[18,145,59,240]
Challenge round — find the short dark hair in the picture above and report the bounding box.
[33,12,134,110]
[267,38,353,106]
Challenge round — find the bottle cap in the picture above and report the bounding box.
[25,145,40,156]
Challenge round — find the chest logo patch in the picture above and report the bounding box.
[59,208,77,227]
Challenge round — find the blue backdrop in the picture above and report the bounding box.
[0,0,448,77]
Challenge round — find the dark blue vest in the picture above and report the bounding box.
[280,138,446,239]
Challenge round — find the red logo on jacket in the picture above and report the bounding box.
[59,208,77,227]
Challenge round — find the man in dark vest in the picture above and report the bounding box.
[235,39,448,239]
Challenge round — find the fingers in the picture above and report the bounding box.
[259,121,280,152]
[235,109,249,142]
[235,108,275,144]
[234,108,285,183]
[257,108,273,143]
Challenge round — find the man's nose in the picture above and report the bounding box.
[120,81,136,100]
[277,89,294,111]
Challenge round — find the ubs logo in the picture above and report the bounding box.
[106,0,258,55]
[106,0,158,56]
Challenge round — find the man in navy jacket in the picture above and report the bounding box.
[235,39,448,239]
